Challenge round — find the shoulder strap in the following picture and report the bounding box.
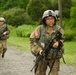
[53,25,61,31]
[3,24,8,32]
[38,25,46,48]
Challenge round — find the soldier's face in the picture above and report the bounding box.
[45,16,55,27]
[0,21,4,25]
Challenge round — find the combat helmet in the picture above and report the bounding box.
[42,10,57,25]
[42,10,56,19]
[0,17,5,22]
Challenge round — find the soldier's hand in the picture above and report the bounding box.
[3,32,7,35]
[53,41,59,48]
[39,50,43,55]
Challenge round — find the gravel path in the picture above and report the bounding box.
[0,46,76,75]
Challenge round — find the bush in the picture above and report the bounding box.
[27,0,52,21]
[63,19,76,41]
[63,6,76,41]
[16,24,37,37]
[70,7,76,29]
[8,25,17,36]
[1,7,32,27]
[64,28,74,41]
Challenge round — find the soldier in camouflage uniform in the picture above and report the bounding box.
[0,17,10,58]
[30,10,64,75]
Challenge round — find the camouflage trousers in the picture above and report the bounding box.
[35,58,60,75]
[0,40,7,57]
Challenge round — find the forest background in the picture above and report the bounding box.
[0,0,76,65]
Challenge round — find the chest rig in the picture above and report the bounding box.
[0,24,7,34]
[0,24,8,40]
[38,25,60,49]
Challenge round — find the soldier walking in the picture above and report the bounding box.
[30,10,64,75]
[0,17,10,58]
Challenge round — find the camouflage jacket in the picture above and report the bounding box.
[30,25,64,58]
[0,24,10,40]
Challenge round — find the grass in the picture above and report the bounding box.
[7,36,30,53]
[61,41,76,65]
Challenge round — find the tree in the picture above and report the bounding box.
[27,0,53,21]
[49,0,58,10]
[0,0,29,10]
[72,0,76,7]
[62,0,72,18]
[2,7,32,26]
[70,0,76,29]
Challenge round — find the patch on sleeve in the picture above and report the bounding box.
[34,30,38,36]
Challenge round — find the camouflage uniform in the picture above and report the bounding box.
[30,10,64,75]
[0,17,10,58]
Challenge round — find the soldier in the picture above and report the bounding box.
[0,17,10,58]
[30,10,64,75]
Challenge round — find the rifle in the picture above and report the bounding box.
[0,30,9,40]
[30,30,62,73]
[48,35,62,75]
[0,24,9,40]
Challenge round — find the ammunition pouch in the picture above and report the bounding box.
[0,35,9,40]
[46,48,64,59]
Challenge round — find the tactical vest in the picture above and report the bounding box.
[38,25,60,48]
[0,24,9,40]
[38,25,63,59]
[0,24,7,32]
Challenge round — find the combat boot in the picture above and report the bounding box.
[2,48,7,58]
[2,52,4,58]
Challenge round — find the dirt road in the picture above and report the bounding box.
[0,46,76,75]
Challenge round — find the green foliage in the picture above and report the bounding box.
[49,0,58,10]
[8,25,17,36]
[72,0,76,7]
[62,0,72,18]
[27,0,72,21]
[64,0,76,41]
[8,37,30,53]
[16,24,37,37]
[0,0,74,25]
[0,0,29,10]
[0,0,8,10]
[70,7,76,28]
[63,19,76,41]
[2,7,32,26]
[63,42,76,65]
[27,0,53,21]
[70,7,76,19]
[67,3,76,41]
[64,28,74,41]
